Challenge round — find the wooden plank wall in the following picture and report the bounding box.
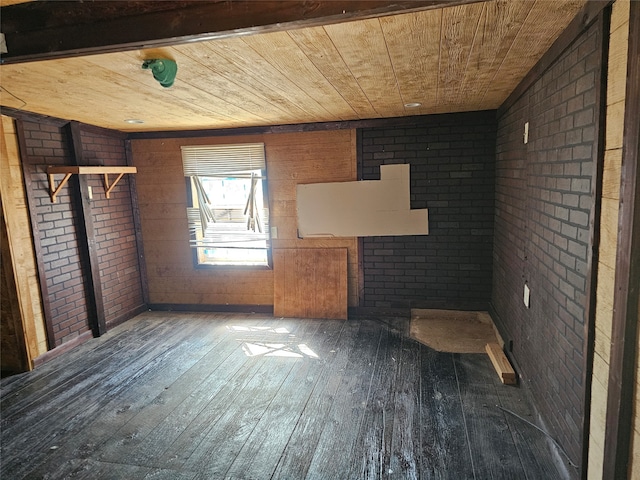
[0,115,48,366]
[587,1,630,478]
[130,129,358,308]
[273,248,348,319]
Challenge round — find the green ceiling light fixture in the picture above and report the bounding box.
[142,59,177,88]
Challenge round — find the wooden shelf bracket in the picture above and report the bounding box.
[47,166,137,203]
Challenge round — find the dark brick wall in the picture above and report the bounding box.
[22,122,91,346]
[80,130,144,326]
[359,111,496,310]
[492,22,601,469]
[20,121,145,348]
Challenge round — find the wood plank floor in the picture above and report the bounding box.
[1,312,571,479]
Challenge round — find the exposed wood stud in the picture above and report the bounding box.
[67,121,107,337]
[15,120,56,351]
[603,0,640,477]
[124,139,150,306]
[580,7,610,478]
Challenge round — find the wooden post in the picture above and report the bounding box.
[603,1,640,477]
[67,121,107,337]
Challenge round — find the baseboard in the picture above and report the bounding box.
[106,304,148,330]
[32,330,94,368]
[148,303,274,314]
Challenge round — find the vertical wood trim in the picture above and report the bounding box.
[603,1,640,477]
[124,139,150,305]
[356,128,365,308]
[16,120,56,351]
[1,208,31,371]
[67,121,106,336]
[357,237,365,307]
[581,8,611,478]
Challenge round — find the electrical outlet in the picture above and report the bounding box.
[523,283,530,308]
[523,122,529,144]
[271,226,278,239]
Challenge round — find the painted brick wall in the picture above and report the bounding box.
[493,22,601,470]
[20,121,145,348]
[21,121,92,346]
[80,130,144,327]
[359,111,496,310]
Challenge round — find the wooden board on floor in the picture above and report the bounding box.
[273,248,348,319]
[410,309,498,353]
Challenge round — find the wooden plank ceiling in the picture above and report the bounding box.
[0,0,587,132]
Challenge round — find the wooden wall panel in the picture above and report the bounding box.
[131,129,358,308]
[587,1,629,478]
[273,248,348,320]
[0,115,48,366]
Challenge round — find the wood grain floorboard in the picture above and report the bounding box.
[493,365,574,479]
[4,315,221,479]
[454,354,529,479]
[269,317,362,479]
[388,334,422,479]
[184,320,322,477]
[304,319,384,479]
[348,324,402,479]
[419,348,475,479]
[0,312,569,480]
[223,319,346,480]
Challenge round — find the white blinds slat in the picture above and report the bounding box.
[181,143,265,176]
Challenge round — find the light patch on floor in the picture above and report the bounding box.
[410,309,500,353]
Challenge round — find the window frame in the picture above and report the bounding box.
[182,143,272,269]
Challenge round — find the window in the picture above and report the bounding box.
[181,143,270,267]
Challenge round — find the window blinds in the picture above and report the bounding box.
[181,143,265,176]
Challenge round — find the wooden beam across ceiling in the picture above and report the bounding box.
[0,0,482,64]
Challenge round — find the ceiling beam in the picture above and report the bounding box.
[0,0,481,64]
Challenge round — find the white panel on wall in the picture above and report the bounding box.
[297,164,429,237]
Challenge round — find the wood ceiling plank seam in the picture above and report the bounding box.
[86,50,269,126]
[4,56,248,130]
[279,30,363,121]
[286,27,378,119]
[237,34,339,123]
[318,24,384,118]
[468,0,533,108]
[456,2,485,107]
[464,0,535,108]
[164,44,300,125]
[206,37,333,124]
[482,0,588,101]
[0,61,200,129]
[239,31,355,122]
[378,17,408,109]
[437,2,485,107]
[323,18,405,118]
[195,43,315,124]
[436,7,444,114]
[477,0,538,105]
[165,49,286,124]
[380,9,443,116]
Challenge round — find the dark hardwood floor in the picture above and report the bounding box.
[1,312,571,479]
